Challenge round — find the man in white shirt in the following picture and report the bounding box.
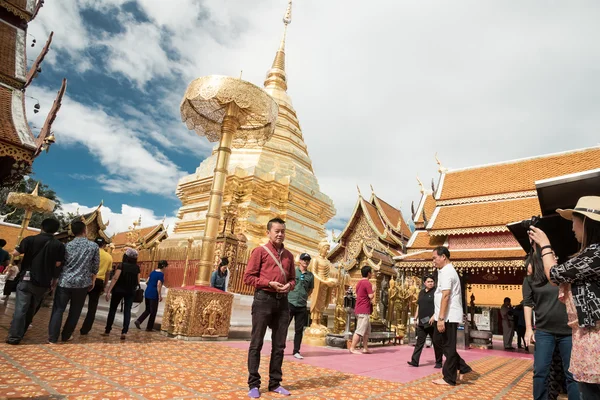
[431,246,472,386]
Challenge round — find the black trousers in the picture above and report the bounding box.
[80,278,104,335]
[48,286,88,343]
[288,304,308,354]
[433,321,471,385]
[248,290,289,390]
[516,325,527,348]
[410,323,443,366]
[7,281,47,343]
[105,291,134,334]
[136,297,159,330]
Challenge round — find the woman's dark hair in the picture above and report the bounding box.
[122,253,138,264]
[574,213,600,248]
[218,266,228,277]
[526,244,548,286]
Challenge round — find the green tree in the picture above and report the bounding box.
[0,178,69,228]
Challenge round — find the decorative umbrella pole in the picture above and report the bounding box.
[6,183,56,247]
[180,75,278,286]
[160,76,278,340]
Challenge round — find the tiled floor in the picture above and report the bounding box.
[0,300,539,399]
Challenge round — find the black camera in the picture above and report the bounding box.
[521,215,540,230]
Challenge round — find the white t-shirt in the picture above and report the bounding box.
[434,263,464,323]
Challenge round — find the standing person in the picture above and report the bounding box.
[522,250,578,400]
[431,246,472,386]
[244,217,296,398]
[210,258,229,291]
[500,297,515,350]
[48,221,99,344]
[513,301,527,352]
[79,237,112,335]
[102,248,141,340]
[6,218,65,345]
[135,260,167,331]
[407,275,443,368]
[2,259,20,299]
[287,253,314,359]
[0,239,10,273]
[528,196,600,399]
[349,265,374,355]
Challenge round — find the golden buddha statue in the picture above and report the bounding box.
[308,240,338,330]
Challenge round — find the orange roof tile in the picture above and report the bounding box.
[112,225,160,247]
[415,194,436,223]
[0,87,23,146]
[431,197,541,230]
[439,147,600,200]
[373,196,412,239]
[361,199,385,236]
[400,248,526,261]
[409,230,445,249]
[0,23,16,79]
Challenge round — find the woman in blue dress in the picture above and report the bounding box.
[135,260,167,331]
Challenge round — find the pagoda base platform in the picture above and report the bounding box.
[161,286,234,340]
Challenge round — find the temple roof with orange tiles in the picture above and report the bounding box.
[0,1,66,186]
[396,146,600,305]
[111,223,168,250]
[328,188,408,276]
[55,202,111,243]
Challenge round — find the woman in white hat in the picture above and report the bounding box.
[529,196,600,399]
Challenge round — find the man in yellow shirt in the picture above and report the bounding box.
[79,237,112,335]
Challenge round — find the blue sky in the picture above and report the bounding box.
[24,0,600,236]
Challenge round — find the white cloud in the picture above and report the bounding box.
[59,202,176,237]
[27,0,600,229]
[26,86,189,196]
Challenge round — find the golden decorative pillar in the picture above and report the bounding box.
[162,75,278,340]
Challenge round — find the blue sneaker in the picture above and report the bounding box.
[271,386,291,396]
[248,387,260,398]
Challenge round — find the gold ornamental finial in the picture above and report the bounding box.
[265,0,293,91]
[280,0,292,51]
[31,182,40,196]
[416,176,425,194]
[370,184,375,194]
[356,185,362,197]
[435,152,448,173]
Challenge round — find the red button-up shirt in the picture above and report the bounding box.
[244,242,296,292]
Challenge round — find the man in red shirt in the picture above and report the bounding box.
[244,218,296,398]
[349,265,374,354]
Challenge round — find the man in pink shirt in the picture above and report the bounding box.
[349,266,374,354]
[244,218,296,398]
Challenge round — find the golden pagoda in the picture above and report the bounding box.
[167,0,335,255]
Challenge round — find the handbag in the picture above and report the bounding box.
[133,287,144,303]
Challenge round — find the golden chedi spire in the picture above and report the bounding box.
[264,0,292,91]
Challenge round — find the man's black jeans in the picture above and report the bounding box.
[48,286,88,343]
[288,304,308,354]
[7,281,47,343]
[410,323,443,366]
[433,321,471,385]
[248,290,289,390]
[80,278,104,335]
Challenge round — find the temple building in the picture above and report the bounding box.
[110,219,169,262]
[166,1,335,255]
[328,188,411,322]
[0,1,65,186]
[397,145,600,307]
[55,202,111,244]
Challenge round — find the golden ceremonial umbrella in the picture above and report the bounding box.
[180,75,278,285]
[6,183,56,246]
